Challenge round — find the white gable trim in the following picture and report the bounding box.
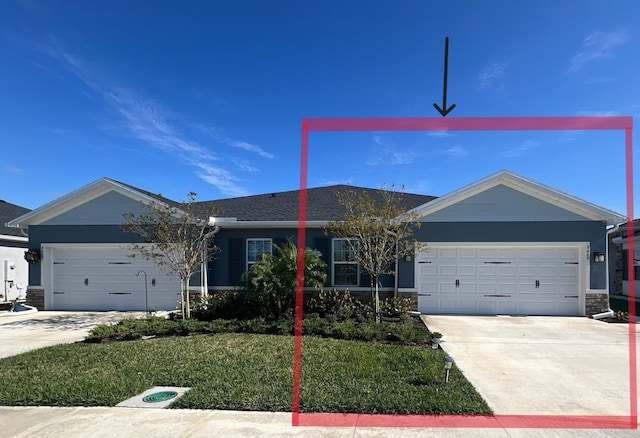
[409,170,625,225]
[6,178,174,230]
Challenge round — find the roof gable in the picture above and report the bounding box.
[6,178,176,230]
[410,170,625,225]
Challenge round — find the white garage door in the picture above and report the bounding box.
[417,245,581,316]
[50,247,181,311]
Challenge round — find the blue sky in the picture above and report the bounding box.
[1,1,637,217]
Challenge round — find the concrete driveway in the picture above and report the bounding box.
[421,315,640,417]
[0,311,144,359]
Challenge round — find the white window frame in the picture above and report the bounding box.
[332,238,359,286]
[247,238,273,271]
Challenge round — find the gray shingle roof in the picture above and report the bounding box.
[105,179,436,222]
[198,185,436,221]
[1,200,30,237]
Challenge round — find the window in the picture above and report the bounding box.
[247,239,272,270]
[332,238,359,286]
[634,248,640,281]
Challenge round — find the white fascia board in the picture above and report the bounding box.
[211,220,329,229]
[0,234,28,243]
[409,170,625,225]
[6,178,178,228]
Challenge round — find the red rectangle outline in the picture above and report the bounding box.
[294,116,635,430]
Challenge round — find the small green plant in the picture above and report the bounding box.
[191,291,255,321]
[306,288,372,320]
[242,239,327,320]
[380,297,415,319]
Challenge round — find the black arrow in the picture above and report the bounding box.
[433,37,456,117]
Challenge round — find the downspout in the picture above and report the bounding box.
[593,223,623,319]
[201,224,220,298]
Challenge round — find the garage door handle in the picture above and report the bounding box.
[84,278,88,286]
[564,295,578,298]
[417,293,432,297]
[455,279,459,288]
[108,292,133,295]
[53,291,65,294]
[484,294,511,298]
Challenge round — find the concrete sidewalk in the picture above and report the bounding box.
[0,406,638,438]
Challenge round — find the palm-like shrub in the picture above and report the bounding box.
[244,239,327,319]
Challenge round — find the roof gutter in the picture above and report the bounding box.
[602,222,625,314]
[208,218,329,229]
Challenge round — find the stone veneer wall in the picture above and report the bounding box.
[26,286,45,310]
[586,293,609,317]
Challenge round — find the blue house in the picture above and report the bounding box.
[7,170,624,317]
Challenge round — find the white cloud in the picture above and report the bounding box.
[576,109,618,116]
[228,140,275,159]
[502,140,538,158]
[478,62,508,90]
[570,30,629,72]
[4,166,23,174]
[194,123,274,159]
[436,146,469,158]
[40,43,255,196]
[233,159,259,172]
[426,130,455,138]
[390,152,415,165]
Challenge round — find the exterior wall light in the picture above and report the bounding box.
[594,252,605,263]
[404,254,412,262]
[444,356,455,383]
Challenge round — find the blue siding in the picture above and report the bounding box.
[398,221,607,289]
[42,191,148,225]
[208,228,395,289]
[421,185,590,222]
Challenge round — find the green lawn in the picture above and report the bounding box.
[0,333,491,415]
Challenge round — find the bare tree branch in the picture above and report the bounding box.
[326,184,422,323]
[121,192,222,318]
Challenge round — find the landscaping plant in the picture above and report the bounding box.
[242,239,327,319]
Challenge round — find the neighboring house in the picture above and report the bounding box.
[7,170,625,317]
[1,200,30,302]
[608,219,639,298]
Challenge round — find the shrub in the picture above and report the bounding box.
[306,288,373,321]
[87,315,434,347]
[380,297,414,319]
[191,291,255,321]
[242,239,327,320]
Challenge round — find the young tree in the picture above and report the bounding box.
[243,239,327,320]
[122,192,221,318]
[326,185,422,323]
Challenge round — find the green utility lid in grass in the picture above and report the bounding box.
[142,391,178,403]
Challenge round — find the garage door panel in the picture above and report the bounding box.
[417,245,581,316]
[478,265,497,276]
[420,264,436,276]
[438,265,457,276]
[51,247,181,311]
[478,282,496,293]
[458,265,476,276]
[497,265,517,276]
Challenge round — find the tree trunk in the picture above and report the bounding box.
[374,276,380,323]
[184,278,191,319]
